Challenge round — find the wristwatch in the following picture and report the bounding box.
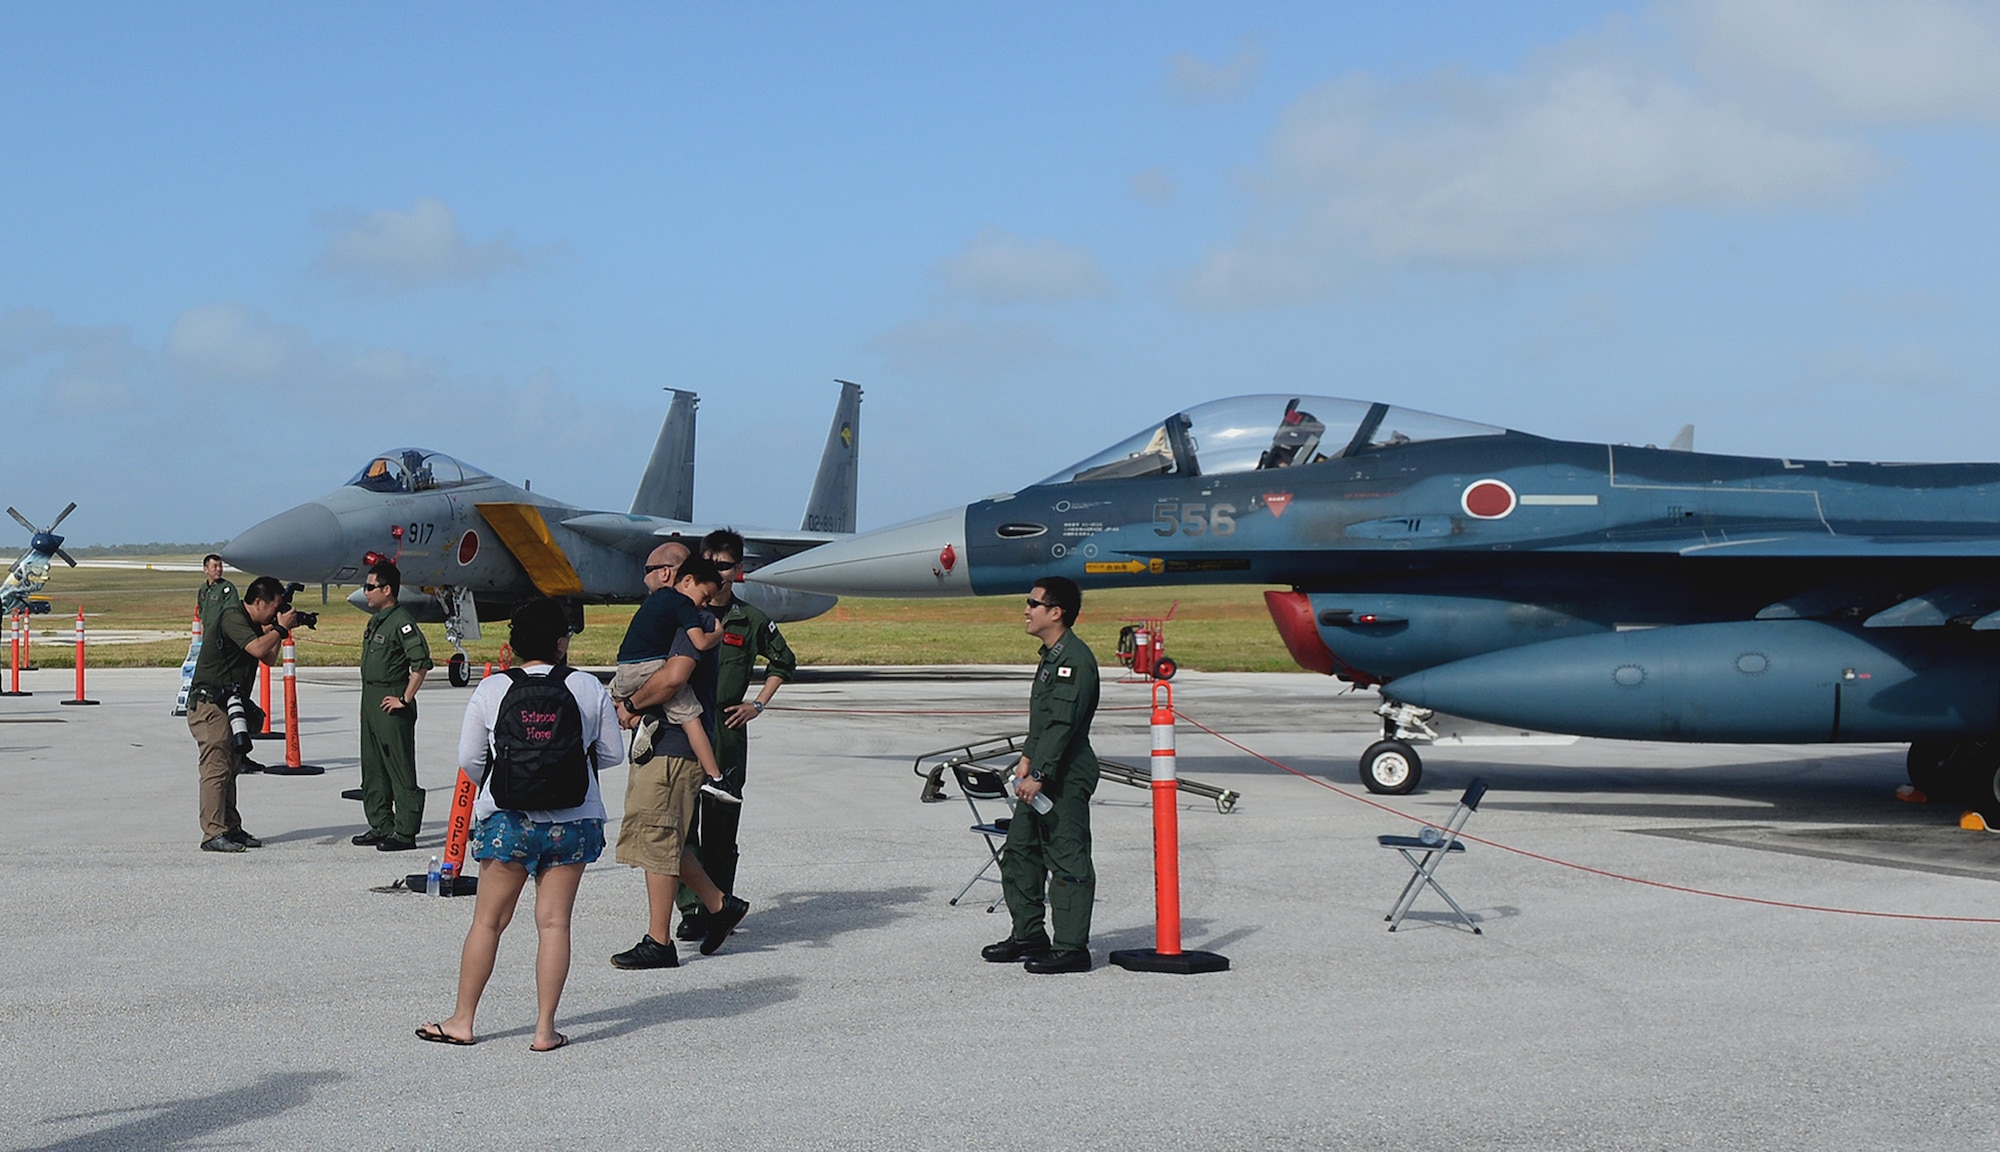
[751,700,765,713]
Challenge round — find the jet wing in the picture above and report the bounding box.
[558,512,840,563]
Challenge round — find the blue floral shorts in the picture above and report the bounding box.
[471,812,605,876]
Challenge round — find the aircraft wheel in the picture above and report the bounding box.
[1360,740,1422,795]
[448,653,470,688]
[1906,740,1954,797]
[1956,743,2000,823]
[1154,658,1177,681]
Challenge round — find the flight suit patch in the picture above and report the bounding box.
[1057,666,1073,679]
[723,632,746,647]
[400,624,413,634]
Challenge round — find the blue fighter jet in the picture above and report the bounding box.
[753,393,2000,816]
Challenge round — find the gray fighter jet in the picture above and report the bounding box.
[224,382,862,686]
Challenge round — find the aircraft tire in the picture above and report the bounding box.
[1956,743,2000,823]
[1906,740,1953,797]
[1360,740,1422,795]
[1154,658,1177,681]
[447,653,470,688]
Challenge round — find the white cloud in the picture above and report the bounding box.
[935,227,1111,305]
[1183,28,1878,308]
[1673,0,2000,123]
[317,197,526,288]
[1166,42,1263,103]
[868,315,1076,377]
[166,303,315,383]
[1130,166,1177,205]
[0,307,149,416]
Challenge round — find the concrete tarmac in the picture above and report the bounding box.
[3,666,1998,1150]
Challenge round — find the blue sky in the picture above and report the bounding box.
[5,1,1999,545]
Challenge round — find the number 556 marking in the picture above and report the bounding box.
[1152,501,1236,537]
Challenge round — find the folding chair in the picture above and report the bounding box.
[947,765,1014,912]
[1378,778,1488,934]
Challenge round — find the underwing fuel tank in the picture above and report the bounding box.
[1384,620,2000,743]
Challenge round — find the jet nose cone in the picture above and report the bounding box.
[753,507,971,597]
[222,502,348,581]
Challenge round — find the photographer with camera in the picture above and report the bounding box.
[353,561,432,852]
[186,576,299,853]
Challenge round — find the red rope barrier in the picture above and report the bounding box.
[1169,706,2000,926]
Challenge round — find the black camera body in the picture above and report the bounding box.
[279,581,320,630]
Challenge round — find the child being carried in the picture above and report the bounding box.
[609,559,739,804]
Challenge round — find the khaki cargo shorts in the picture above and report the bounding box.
[614,753,703,873]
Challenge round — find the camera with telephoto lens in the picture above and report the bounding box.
[223,689,254,754]
[279,581,319,630]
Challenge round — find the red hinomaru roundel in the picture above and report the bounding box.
[458,530,480,565]
[1461,479,1517,519]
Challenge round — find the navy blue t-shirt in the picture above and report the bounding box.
[618,586,706,663]
[649,621,718,760]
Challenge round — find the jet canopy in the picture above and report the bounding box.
[1037,395,1507,486]
[345,449,493,494]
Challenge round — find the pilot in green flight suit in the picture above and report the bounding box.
[198,553,240,633]
[355,561,432,851]
[675,531,798,935]
[987,576,1100,974]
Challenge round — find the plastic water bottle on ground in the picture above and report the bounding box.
[426,856,441,897]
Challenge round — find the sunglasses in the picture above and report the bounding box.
[644,563,675,574]
[362,582,385,591]
[1025,597,1056,610]
[708,558,741,571]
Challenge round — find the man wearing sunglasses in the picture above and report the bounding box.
[674,528,797,941]
[983,576,1101,974]
[352,560,433,852]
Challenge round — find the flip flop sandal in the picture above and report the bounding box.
[416,1023,474,1046]
[531,1032,569,1053]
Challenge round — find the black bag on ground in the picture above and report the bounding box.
[483,667,590,811]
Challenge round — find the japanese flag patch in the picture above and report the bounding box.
[1057,666,1073,679]
[400,624,413,634]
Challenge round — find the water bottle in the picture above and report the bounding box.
[439,861,455,897]
[1008,772,1054,815]
[1418,826,1443,846]
[426,856,441,897]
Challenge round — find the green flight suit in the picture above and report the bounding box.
[359,602,433,840]
[678,594,796,913]
[197,577,240,634]
[1002,629,1100,951]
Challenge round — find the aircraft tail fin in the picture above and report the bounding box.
[1667,424,1694,452]
[631,389,699,520]
[801,380,862,534]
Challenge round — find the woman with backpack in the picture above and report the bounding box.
[417,597,623,1051]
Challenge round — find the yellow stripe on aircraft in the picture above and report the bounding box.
[1084,558,1165,575]
[474,503,586,597]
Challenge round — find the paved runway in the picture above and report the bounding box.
[3,667,1998,1150]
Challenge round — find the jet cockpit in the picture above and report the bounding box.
[1038,394,1508,486]
[345,449,494,494]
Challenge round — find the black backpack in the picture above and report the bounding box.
[482,667,592,811]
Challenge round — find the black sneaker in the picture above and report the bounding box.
[611,935,680,970]
[200,834,246,854]
[1023,949,1092,974]
[237,759,265,775]
[375,838,419,852]
[699,775,743,804]
[981,936,1052,963]
[226,829,263,848]
[700,895,750,956]
[352,830,386,846]
[675,912,709,942]
[340,788,365,801]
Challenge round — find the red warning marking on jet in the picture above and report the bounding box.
[1461,479,1516,519]
[1263,492,1293,519]
[458,530,479,565]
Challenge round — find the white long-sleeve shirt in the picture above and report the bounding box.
[457,664,625,823]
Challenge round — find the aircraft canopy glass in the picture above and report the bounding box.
[344,449,493,494]
[1036,395,1506,485]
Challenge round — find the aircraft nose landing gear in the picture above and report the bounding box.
[1362,700,1440,794]
[447,652,470,688]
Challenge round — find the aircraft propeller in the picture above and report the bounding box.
[9,503,79,567]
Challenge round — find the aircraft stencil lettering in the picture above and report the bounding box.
[755,392,2000,816]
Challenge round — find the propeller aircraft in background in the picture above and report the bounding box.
[755,392,2000,818]
[224,382,862,687]
[1,502,78,616]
